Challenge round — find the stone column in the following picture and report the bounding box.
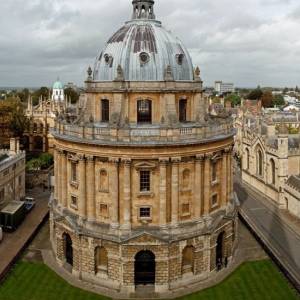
[78,155,86,218]
[122,159,131,230]
[110,158,119,228]
[229,147,233,199]
[57,150,63,205]
[61,151,68,208]
[86,156,95,221]
[54,148,58,200]
[227,148,232,201]
[159,158,168,226]
[195,155,204,219]
[203,154,212,215]
[171,157,180,226]
[221,150,228,207]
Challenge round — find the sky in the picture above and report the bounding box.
[0,0,300,88]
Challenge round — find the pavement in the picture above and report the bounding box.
[0,187,50,280]
[235,169,300,290]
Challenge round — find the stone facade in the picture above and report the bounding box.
[50,0,238,297]
[239,110,300,217]
[0,138,26,208]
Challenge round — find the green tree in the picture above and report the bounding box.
[247,88,263,100]
[225,93,241,107]
[0,98,30,138]
[64,87,79,104]
[272,94,285,107]
[17,88,30,103]
[32,87,50,106]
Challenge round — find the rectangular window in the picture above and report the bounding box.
[101,99,110,122]
[100,204,109,218]
[18,175,22,186]
[140,207,151,218]
[140,170,150,192]
[211,194,218,207]
[212,162,217,182]
[179,99,187,122]
[71,162,77,182]
[71,195,78,209]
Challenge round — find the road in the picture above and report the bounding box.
[0,188,50,280]
[235,175,300,290]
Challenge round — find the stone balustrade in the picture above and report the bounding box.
[53,121,234,145]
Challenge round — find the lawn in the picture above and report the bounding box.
[0,260,298,300]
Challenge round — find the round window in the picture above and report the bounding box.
[140,52,150,64]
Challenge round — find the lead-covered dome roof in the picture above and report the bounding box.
[93,0,194,82]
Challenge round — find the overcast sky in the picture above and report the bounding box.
[0,0,300,88]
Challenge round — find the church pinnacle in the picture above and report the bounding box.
[132,0,156,20]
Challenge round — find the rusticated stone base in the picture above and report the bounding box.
[50,210,237,297]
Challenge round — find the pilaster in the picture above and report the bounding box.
[122,159,131,230]
[171,157,180,226]
[159,158,168,226]
[78,155,86,218]
[86,156,95,221]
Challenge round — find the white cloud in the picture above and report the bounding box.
[0,0,299,87]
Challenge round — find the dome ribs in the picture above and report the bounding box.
[133,25,157,53]
[108,26,131,44]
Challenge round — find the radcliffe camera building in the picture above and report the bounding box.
[50,0,237,296]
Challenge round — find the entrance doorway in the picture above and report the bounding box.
[64,233,73,266]
[216,232,224,270]
[134,250,155,286]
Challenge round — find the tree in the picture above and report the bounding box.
[272,94,285,107]
[0,98,30,138]
[17,88,30,103]
[32,87,50,106]
[64,87,79,104]
[225,93,241,107]
[247,88,263,100]
[261,91,273,108]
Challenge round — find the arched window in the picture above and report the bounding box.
[179,99,187,122]
[33,123,37,133]
[245,148,250,170]
[182,246,195,274]
[270,159,276,185]
[95,246,108,274]
[257,148,263,176]
[99,170,109,192]
[63,233,73,266]
[137,100,152,123]
[101,99,109,122]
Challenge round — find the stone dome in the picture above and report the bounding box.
[93,1,194,82]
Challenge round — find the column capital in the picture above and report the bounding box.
[57,149,64,155]
[86,155,94,162]
[121,158,132,165]
[224,147,232,154]
[196,154,205,161]
[204,153,214,160]
[171,157,181,163]
[109,157,120,164]
[77,154,85,161]
[159,157,169,164]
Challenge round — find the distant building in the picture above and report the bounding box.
[24,79,73,153]
[0,138,25,209]
[215,81,235,94]
[239,112,300,219]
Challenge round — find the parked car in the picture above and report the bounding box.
[23,197,36,213]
